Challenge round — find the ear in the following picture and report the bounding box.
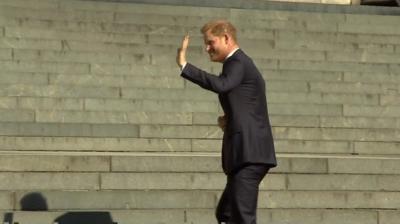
[223,34,230,44]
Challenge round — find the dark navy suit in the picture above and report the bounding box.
[181,49,276,224]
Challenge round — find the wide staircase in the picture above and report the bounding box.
[0,0,400,223]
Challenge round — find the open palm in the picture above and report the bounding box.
[176,35,190,67]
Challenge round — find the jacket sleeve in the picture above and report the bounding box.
[181,59,244,94]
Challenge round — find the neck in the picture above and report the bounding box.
[228,44,239,52]
[223,46,239,61]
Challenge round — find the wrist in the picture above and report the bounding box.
[180,62,187,70]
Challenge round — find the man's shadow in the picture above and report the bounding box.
[54,212,116,224]
[3,192,117,224]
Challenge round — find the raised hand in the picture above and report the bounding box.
[218,115,226,132]
[176,35,190,68]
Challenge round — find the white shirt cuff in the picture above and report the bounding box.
[181,62,187,71]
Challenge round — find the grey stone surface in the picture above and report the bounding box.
[0,172,99,190]
[266,80,309,92]
[101,173,285,190]
[0,72,48,85]
[0,193,13,210]
[18,97,84,110]
[139,125,222,139]
[379,211,400,224]
[2,6,114,23]
[0,122,140,137]
[0,109,34,122]
[309,82,388,94]
[269,104,343,116]
[381,95,400,106]
[320,116,400,129]
[279,60,389,73]
[0,208,383,224]
[0,97,16,109]
[14,190,216,209]
[7,209,186,224]
[84,98,218,113]
[50,75,183,89]
[0,0,59,9]
[0,136,192,152]
[83,0,400,15]
[0,0,400,220]
[0,60,90,74]
[121,88,216,101]
[273,126,400,142]
[0,84,120,98]
[13,49,149,65]
[262,190,400,209]
[111,154,221,172]
[6,27,148,44]
[288,174,400,191]
[354,141,400,155]
[329,157,400,174]
[36,110,128,124]
[0,155,110,171]
[0,38,61,50]
[274,139,353,154]
[327,51,400,64]
[268,209,377,224]
[265,70,343,82]
[0,48,11,60]
[344,105,400,118]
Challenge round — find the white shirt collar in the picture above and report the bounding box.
[225,48,240,60]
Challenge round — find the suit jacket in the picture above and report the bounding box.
[181,49,277,174]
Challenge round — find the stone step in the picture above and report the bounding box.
[0,78,388,94]
[0,122,140,138]
[1,135,399,155]
[4,24,399,51]
[0,97,385,115]
[2,208,397,224]
[3,108,400,126]
[109,0,400,16]
[1,3,400,45]
[119,89,384,106]
[2,36,398,65]
[0,82,394,103]
[136,125,400,142]
[0,151,399,174]
[0,0,398,222]
[2,0,400,15]
[0,189,399,210]
[0,152,398,211]
[275,59,400,73]
[1,57,398,78]
[189,114,400,129]
[0,171,399,192]
[4,45,400,70]
[10,49,152,66]
[1,1,400,34]
[1,121,400,142]
[1,68,388,88]
[1,52,398,80]
[0,136,192,152]
[0,84,397,113]
[2,33,400,62]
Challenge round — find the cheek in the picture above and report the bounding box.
[211,44,219,52]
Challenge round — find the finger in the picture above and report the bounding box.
[182,35,190,49]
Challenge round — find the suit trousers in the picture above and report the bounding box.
[216,164,269,224]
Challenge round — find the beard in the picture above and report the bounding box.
[208,51,224,62]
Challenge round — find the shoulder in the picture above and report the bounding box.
[229,49,252,64]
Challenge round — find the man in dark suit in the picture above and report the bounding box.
[176,20,277,224]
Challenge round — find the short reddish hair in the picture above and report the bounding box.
[201,20,237,43]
